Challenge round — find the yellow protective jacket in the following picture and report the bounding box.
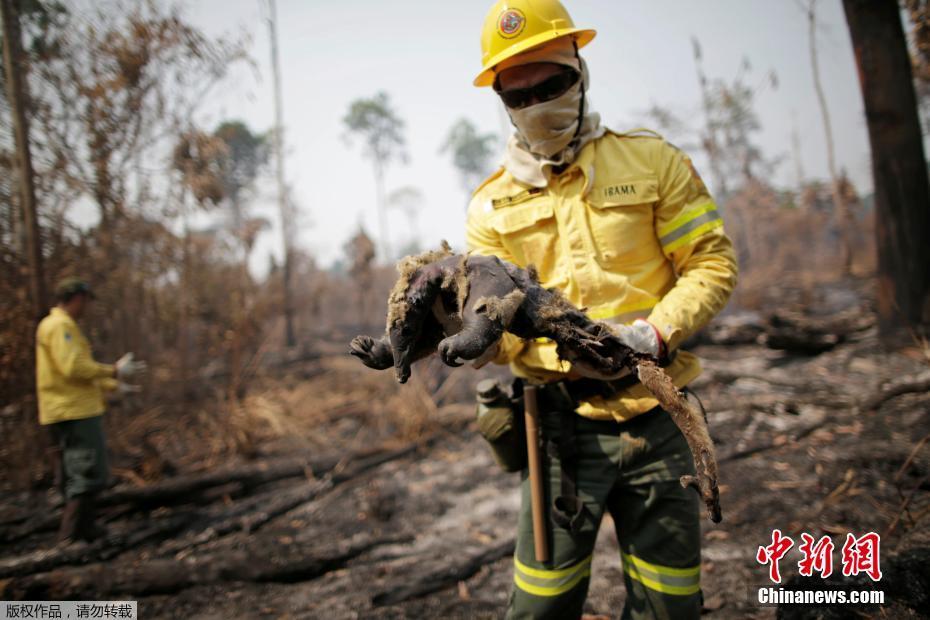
[465,129,738,421]
[35,307,117,425]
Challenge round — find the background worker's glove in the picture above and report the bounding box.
[115,352,148,381]
[613,319,666,359]
[117,382,142,397]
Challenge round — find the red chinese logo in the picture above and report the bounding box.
[756,529,794,584]
[841,532,883,582]
[798,533,834,578]
[756,530,882,583]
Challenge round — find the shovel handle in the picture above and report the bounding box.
[523,385,549,563]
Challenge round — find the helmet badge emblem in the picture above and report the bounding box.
[497,9,526,39]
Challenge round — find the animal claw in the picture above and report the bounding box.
[438,342,464,367]
[350,335,394,370]
[350,335,372,349]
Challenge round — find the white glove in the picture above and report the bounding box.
[116,352,148,381]
[117,382,142,397]
[614,319,665,358]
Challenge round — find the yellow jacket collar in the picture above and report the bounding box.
[50,306,77,326]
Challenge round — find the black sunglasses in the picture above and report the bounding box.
[494,68,580,110]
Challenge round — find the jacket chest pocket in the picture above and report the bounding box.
[489,197,557,275]
[586,175,661,268]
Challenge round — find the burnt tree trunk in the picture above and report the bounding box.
[843,0,930,340]
[3,535,410,599]
[267,0,296,348]
[1,0,48,322]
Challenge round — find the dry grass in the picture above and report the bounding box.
[724,181,875,311]
[0,347,478,492]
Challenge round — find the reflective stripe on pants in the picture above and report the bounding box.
[506,404,702,620]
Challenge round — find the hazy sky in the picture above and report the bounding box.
[184,0,874,271]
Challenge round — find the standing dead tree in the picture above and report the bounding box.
[388,186,425,256]
[1,0,48,322]
[171,128,226,394]
[903,0,930,133]
[685,44,778,272]
[691,37,727,199]
[808,0,856,275]
[213,120,271,400]
[343,92,408,262]
[843,0,930,339]
[265,0,296,348]
[343,228,377,327]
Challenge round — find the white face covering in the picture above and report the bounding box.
[501,54,605,187]
[507,78,585,160]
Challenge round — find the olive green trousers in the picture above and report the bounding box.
[49,415,109,499]
[506,386,702,620]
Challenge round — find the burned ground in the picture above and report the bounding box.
[1,283,928,619]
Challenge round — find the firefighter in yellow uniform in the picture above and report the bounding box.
[466,2,737,618]
[36,278,146,542]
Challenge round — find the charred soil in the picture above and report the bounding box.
[1,296,928,619]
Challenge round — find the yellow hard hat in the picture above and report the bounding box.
[474,0,596,87]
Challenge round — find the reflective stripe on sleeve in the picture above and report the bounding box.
[621,550,701,596]
[513,555,592,597]
[589,301,656,324]
[658,203,723,253]
[588,301,656,325]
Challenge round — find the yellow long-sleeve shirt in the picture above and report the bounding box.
[36,307,117,425]
[466,129,738,421]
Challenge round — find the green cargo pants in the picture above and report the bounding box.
[506,384,702,620]
[49,415,109,499]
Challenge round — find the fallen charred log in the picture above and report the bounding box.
[99,453,344,508]
[371,538,516,606]
[1,533,411,599]
[691,308,875,352]
[0,446,407,545]
[762,322,841,354]
[157,444,416,557]
[1,481,254,544]
[860,370,930,411]
[0,445,417,579]
[687,313,766,346]
[0,513,191,579]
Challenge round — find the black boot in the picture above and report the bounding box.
[75,493,105,542]
[57,499,81,543]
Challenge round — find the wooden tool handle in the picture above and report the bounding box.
[523,385,549,563]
